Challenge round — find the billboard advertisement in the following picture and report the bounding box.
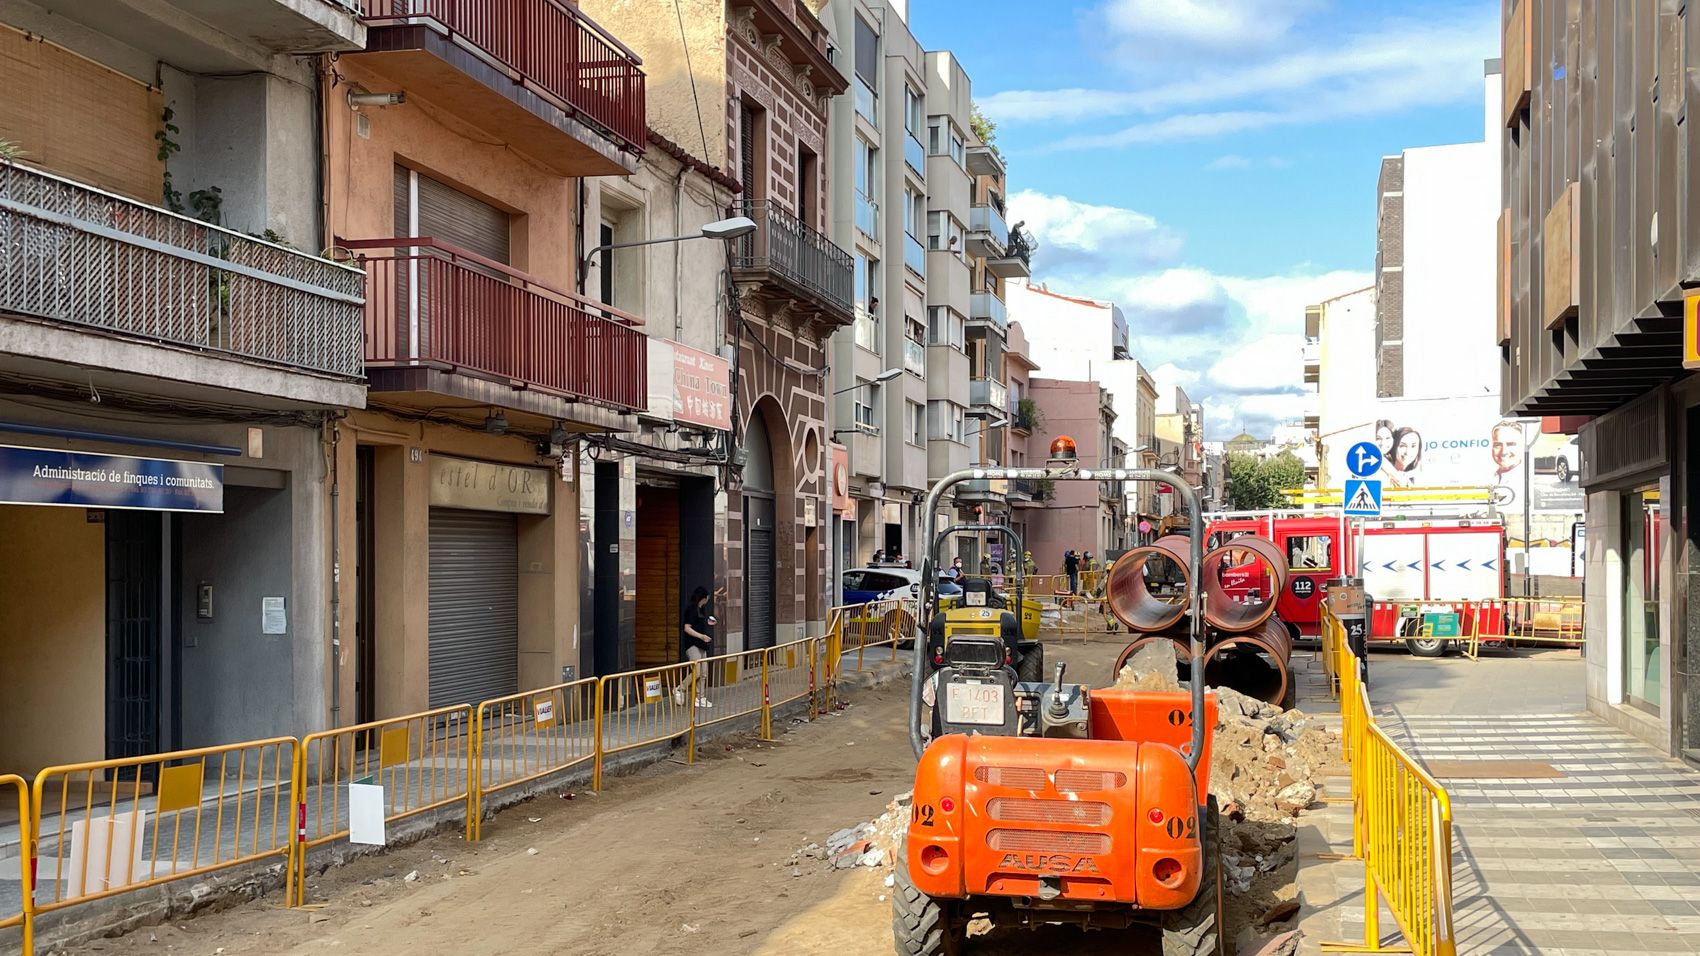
[1326,397,1584,576]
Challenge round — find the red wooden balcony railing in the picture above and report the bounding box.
[357,0,646,155]
[348,238,645,412]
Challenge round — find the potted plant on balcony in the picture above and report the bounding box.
[1016,397,1043,432]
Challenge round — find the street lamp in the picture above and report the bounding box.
[832,367,903,395]
[576,215,758,290]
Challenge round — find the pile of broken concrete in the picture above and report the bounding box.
[791,791,912,874]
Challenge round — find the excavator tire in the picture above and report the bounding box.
[1161,797,1225,956]
[892,845,965,956]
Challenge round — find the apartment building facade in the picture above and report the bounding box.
[322,1,651,718]
[826,0,931,567]
[0,0,369,773]
[1022,378,1124,571]
[591,0,851,653]
[1499,3,1698,760]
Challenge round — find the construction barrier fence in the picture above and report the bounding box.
[291,705,473,905]
[30,739,297,915]
[1321,604,1457,956]
[2,773,32,956]
[1464,596,1584,656]
[470,678,599,841]
[1,604,888,953]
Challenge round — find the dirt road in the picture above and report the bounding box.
[87,640,1183,956]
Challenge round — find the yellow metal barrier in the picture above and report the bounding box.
[1467,596,1584,653]
[693,645,770,734]
[763,637,818,738]
[290,706,472,905]
[819,612,846,713]
[469,678,598,841]
[31,739,295,917]
[592,658,699,791]
[2,772,32,956]
[1321,604,1456,956]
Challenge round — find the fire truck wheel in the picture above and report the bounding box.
[1016,643,1046,684]
[1406,637,1449,658]
[1162,797,1225,956]
[892,847,965,956]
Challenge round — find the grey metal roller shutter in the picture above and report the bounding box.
[745,496,776,650]
[394,165,511,263]
[428,508,519,708]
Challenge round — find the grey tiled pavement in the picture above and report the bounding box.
[1296,649,1700,956]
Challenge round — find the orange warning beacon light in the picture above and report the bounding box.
[1048,434,1078,463]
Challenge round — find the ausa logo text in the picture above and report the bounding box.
[998,853,1100,873]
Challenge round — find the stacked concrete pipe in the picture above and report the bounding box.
[1103,534,1193,632]
[1106,533,1296,706]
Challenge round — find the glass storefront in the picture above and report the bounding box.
[1622,485,1662,712]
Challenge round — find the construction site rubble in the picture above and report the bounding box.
[793,790,913,872]
[1115,638,1325,948]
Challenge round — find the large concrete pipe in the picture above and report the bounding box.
[1104,534,1192,633]
[1201,617,1294,707]
[1202,535,1290,633]
[1111,634,1193,686]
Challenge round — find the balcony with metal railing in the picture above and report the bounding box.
[347,237,645,417]
[987,224,1033,279]
[969,291,1007,331]
[351,0,645,175]
[0,160,366,407]
[730,200,854,325]
[970,377,1008,411]
[967,203,1009,258]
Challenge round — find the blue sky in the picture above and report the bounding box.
[907,0,1499,437]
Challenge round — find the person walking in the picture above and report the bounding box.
[676,585,722,708]
[1063,549,1081,594]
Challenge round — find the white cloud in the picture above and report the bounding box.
[1098,0,1324,59]
[1206,155,1253,170]
[1010,190,1368,439]
[978,7,1495,149]
[1008,189,1184,271]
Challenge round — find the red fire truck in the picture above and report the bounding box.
[1205,511,1507,656]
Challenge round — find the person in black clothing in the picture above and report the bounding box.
[1063,549,1081,594]
[676,585,722,708]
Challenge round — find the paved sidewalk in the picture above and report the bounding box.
[1297,650,1700,955]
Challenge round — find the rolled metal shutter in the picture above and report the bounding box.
[394,165,512,263]
[746,496,776,649]
[428,508,519,708]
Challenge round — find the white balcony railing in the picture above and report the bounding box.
[0,161,365,377]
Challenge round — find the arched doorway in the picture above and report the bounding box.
[743,407,777,649]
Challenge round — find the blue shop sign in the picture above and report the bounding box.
[0,445,223,513]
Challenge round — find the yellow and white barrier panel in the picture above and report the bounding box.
[290,706,472,905]
[592,658,700,791]
[2,772,33,956]
[31,739,296,916]
[1321,605,1457,956]
[470,678,598,841]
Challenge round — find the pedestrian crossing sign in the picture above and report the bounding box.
[1343,478,1382,516]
